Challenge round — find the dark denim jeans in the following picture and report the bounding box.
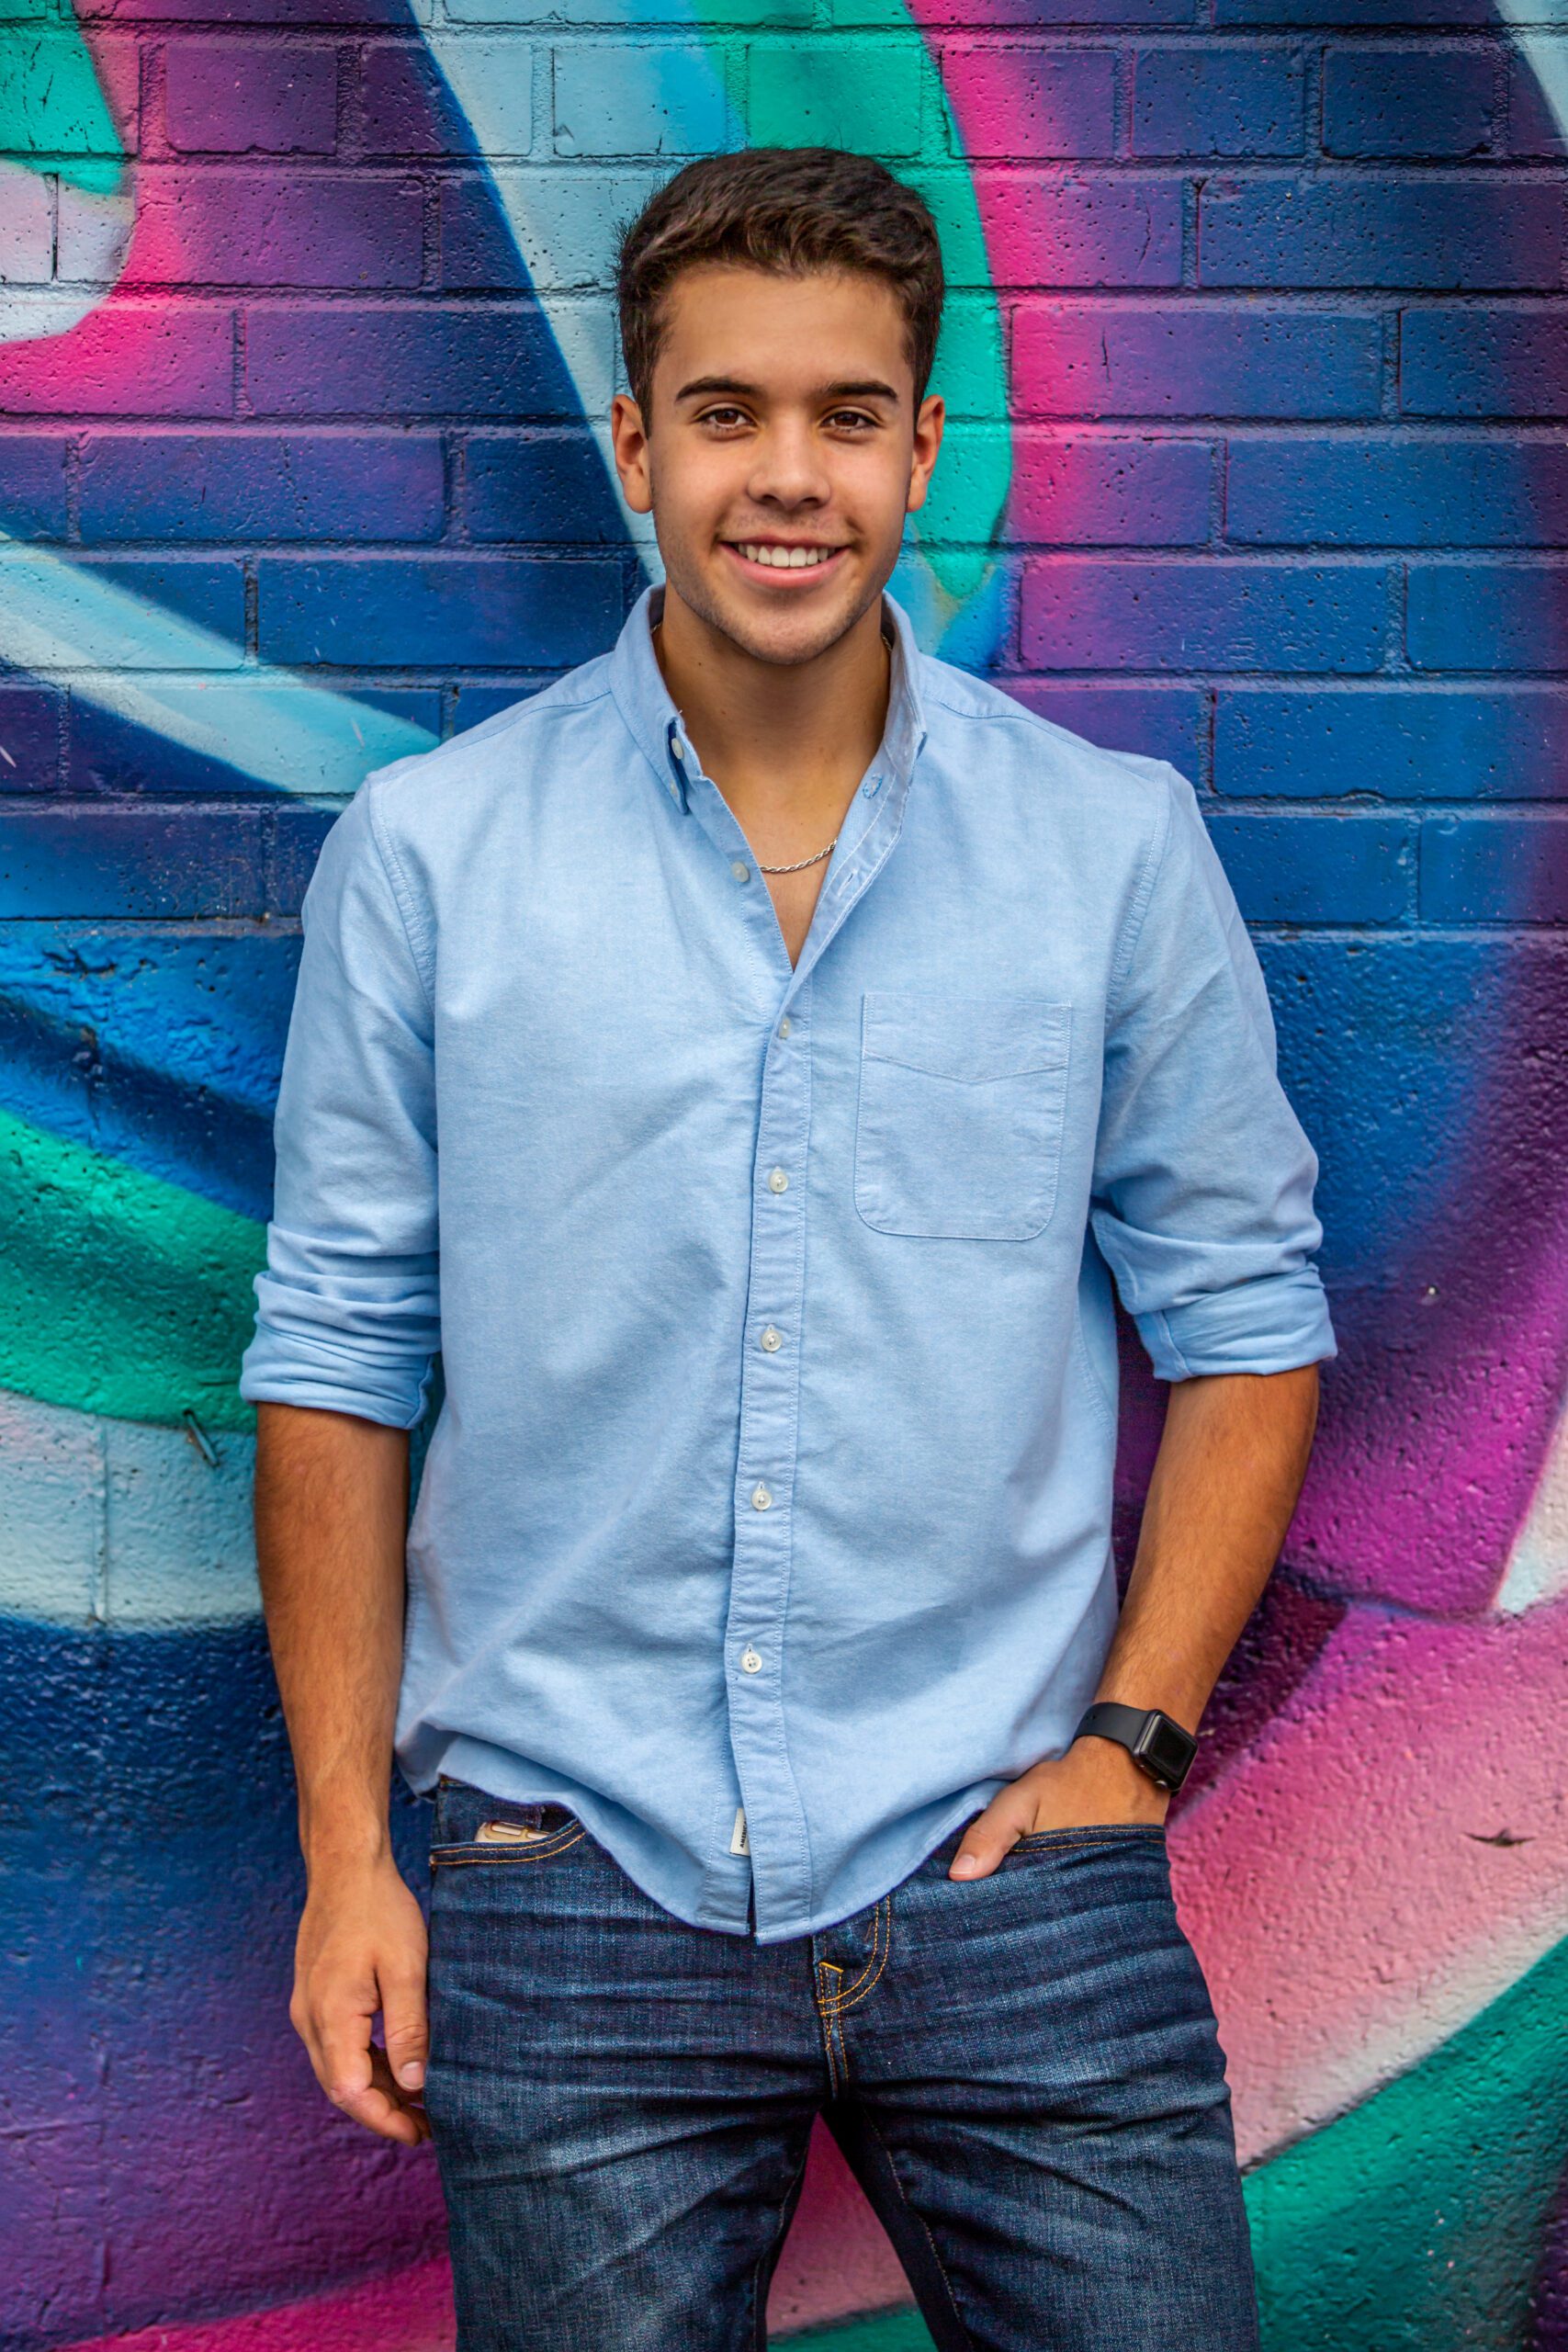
[423,1774,1261,2352]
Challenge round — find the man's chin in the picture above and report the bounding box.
[671,565,884,669]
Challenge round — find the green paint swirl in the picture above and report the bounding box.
[0,1104,262,1430]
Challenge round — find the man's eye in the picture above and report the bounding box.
[827,411,876,431]
[700,407,749,429]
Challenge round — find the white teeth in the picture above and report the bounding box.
[737,543,834,570]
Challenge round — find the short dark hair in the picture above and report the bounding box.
[615,146,945,419]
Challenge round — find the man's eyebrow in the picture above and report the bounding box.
[672,375,901,404]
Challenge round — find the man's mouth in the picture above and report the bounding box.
[724,540,845,574]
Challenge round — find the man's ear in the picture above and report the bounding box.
[610,390,654,516]
[906,390,945,515]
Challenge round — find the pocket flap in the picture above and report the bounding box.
[862,992,1071,1083]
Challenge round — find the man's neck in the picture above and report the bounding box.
[651,585,892,847]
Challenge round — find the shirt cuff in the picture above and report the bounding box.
[239,1321,436,1430]
[1136,1269,1337,1382]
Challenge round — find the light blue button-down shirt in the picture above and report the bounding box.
[240,582,1335,1943]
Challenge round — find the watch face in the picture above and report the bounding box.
[1137,1714,1196,1784]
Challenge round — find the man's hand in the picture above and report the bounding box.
[289,1854,433,2145]
[949,1735,1168,1882]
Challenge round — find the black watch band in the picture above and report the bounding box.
[1075,1702,1198,1792]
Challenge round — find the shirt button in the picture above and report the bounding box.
[731,860,750,884]
[778,1016,792,1038]
[760,1326,783,1352]
[750,1483,773,1510]
[671,735,687,762]
[767,1167,789,1193]
[740,1647,762,1674]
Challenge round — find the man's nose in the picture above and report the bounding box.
[746,424,830,507]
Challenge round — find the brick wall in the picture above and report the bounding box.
[1,5,1565,2349]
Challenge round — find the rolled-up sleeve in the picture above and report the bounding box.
[1090,763,1336,1382]
[239,775,439,1428]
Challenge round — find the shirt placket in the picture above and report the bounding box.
[667,716,915,1935]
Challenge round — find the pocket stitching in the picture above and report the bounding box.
[854,996,1073,1242]
[1011,1825,1165,1849]
[430,1826,586,1867]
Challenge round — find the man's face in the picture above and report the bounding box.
[610,264,944,668]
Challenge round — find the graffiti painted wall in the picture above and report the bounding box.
[1,0,1565,2340]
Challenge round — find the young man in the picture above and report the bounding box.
[242,147,1333,2351]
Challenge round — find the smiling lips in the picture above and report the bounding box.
[727,540,845,572]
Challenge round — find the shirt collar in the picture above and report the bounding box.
[607,579,929,817]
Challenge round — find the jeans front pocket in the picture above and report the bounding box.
[854,991,1072,1240]
[429,1775,584,1867]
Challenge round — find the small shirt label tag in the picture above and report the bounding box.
[729,1806,750,1857]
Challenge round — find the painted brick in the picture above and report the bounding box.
[0,33,129,154]
[552,46,728,157]
[47,560,247,662]
[268,800,336,911]
[1008,430,1213,543]
[1401,307,1568,417]
[1421,813,1568,920]
[77,0,412,20]
[0,167,52,286]
[0,304,236,419]
[245,302,599,418]
[991,679,1205,772]
[1206,810,1414,921]
[0,810,265,917]
[257,555,626,667]
[0,437,69,538]
[451,679,557,730]
[1227,435,1568,547]
[1021,557,1389,669]
[78,434,445,542]
[1322,47,1494,158]
[64,684,441,797]
[452,0,806,20]
[836,0,1190,21]
[1216,0,1490,24]
[1132,47,1304,157]
[942,47,1116,158]
[63,167,423,290]
[746,43,923,154]
[440,166,666,291]
[1199,175,1563,288]
[1406,560,1568,672]
[1216,685,1568,798]
[0,686,62,792]
[1506,48,1566,157]
[164,41,337,154]
[362,39,534,156]
[464,432,626,543]
[361,42,480,153]
[1011,303,1381,418]
[972,175,1183,287]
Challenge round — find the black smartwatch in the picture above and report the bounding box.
[1075,1702,1198,1793]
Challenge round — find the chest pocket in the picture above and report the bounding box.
[854,992,1073,1241]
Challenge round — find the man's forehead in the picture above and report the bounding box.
[655,266,911,394]
[660,265,904,340]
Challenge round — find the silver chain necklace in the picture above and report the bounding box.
[654,621,839,877]
[758,837,839,875]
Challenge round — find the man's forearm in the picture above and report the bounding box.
[254,1401,412,1872]
[950,1360,1320,1875]
[1095,1363,1321,1733]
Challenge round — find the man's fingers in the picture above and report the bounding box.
[380,1966,430,2093]
[312,2015,429,2143]
[317,2007,375,2110]
[366,2043,433,2145]
[948,1810,1026,1882]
